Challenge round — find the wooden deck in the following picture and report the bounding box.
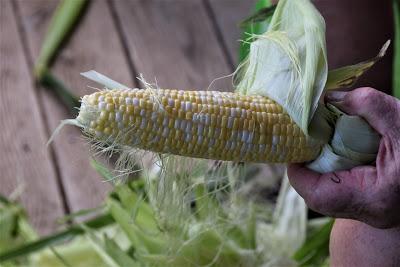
[0,0,256,235]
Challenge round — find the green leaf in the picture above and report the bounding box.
[0,214,113,262]
[82,225,138,267]
[239,5,276,27]
[57,205,105,225]
[293,219,334,266]
[40,70,80,116]
[114,186,158,231]
[34,0,88,80]
[326,41,391,90]
[90,159,114,182]
[103,236,139,267]
[107,198,165,254]
[238,0,272,62]
[393,0,400,98]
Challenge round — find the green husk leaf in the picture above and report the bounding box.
[113,186,158,231]
[102,236,139,267]
[0,214,113,262]
[239,5,276,27]
[394,0,400,97]
[57,205,105,225]
[31,237,108,267]
[325,40,391,90]
[82,226,138,267]
[81,71,130,90]
[40,70,80,116]
[236,0,328,135]
[293,219,334,266]
[34,0,88,80]
[238,0,272,62]
[107,198,165,254]
[90,159,114,182]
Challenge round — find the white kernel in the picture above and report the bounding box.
[259,144,265,152]
[209,138,215,147]
[185,101,192,111]
[133,98,139,106]
[247,132,254,143]
[162,127,169,137]
[98,96,105,102]
[151,112,158,121]
[125,98,132,105]
[197,124,204,135]
[180,120,187,131]
[163,117,169,127]
[227,117,233,129]
[140,118,147,129]
[214,128,221,138]
[185,133,192,142]
[205,114,210,125]
[98,101,106,110]
[174,119,181,129]
[241,131,249,142]
[115,112,122,122]
[272,135,279,146]
[225,141,231,150]
[271,145,277,154]
[140,109,146,117]
[230,108,236,117]
[185,122,192,133]
[168,98,174,107]
[230,142,236,150]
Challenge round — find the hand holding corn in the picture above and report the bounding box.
[288,87,400,228]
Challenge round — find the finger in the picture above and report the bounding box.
[325,87,400,136]
[288,163,378,219]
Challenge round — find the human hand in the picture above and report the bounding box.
[288,87,400,228]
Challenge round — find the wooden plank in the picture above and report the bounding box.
[111,0,233,91]
[0,0,64,235]
[16,0,133,214]
[207,0,256,66]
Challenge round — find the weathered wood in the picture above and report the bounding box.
[0,0,64,235]
[16,0,132,215]
[111,0,233,91]
[207,0,256,66]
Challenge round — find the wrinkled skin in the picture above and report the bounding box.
[288,88,400,266]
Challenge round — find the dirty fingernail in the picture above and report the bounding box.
[325,91,348,102]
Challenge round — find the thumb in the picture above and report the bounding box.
[325,87,400,136]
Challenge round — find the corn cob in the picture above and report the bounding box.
[77,89,322,163]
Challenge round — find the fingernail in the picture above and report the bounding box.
[325,91,348,102]
[330,176,341,184]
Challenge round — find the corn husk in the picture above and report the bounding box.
[235,0,388,173]
[307,104,380,173]
[236,0,327,135]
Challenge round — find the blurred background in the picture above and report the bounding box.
[0,0,395,236]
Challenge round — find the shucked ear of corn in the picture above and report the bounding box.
[64,0,385,171]
[77,88,323,163]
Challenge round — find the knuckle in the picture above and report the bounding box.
[349,87,379,107]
